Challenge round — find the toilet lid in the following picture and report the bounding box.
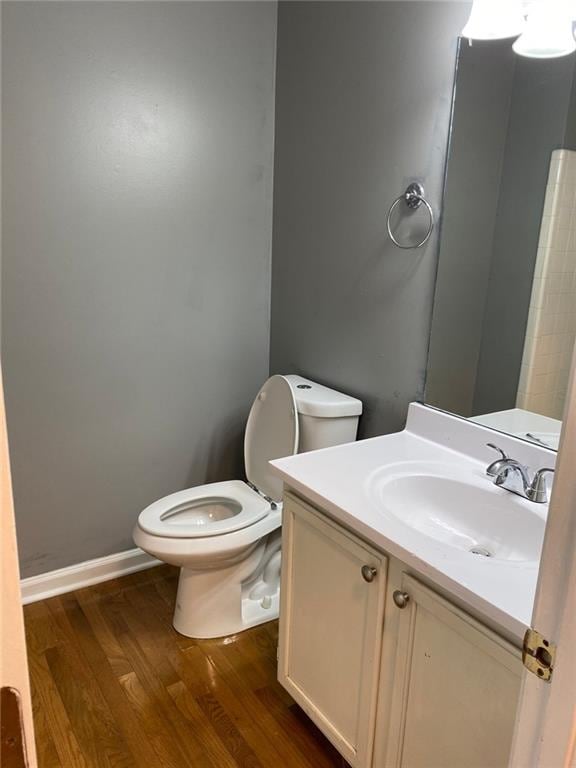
[244,375,299,502]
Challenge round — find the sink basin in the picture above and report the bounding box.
[368,467,545,562]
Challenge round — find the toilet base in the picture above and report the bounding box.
[172,534,282,639]
[173,577,280,639]
[239,590,280,632]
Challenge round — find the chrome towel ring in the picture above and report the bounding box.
[386,182,434,250]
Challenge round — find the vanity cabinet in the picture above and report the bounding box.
[279,492,523,768]
[382,574,522,768]
[278,493,388,767]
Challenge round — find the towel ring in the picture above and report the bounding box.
[386,182,434,250]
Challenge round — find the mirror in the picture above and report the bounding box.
[426,39,576,451]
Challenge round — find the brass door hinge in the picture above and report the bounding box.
[522,628,556,682]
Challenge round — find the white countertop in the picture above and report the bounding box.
[271,404,557,643]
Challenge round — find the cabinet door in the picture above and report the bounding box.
[384,574,522,768]
[278,494,387,768]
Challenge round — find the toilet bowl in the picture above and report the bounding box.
[133,481,282,637]
[133,374,362,639]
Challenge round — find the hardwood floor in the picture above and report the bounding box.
[24,564,347,768]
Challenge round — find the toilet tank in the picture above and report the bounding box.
[284,375,362,453]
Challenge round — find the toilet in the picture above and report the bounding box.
[133,374,362,639]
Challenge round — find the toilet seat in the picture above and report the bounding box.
[137,480,270,539]
[138,376,298,542]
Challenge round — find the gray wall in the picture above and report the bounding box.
[2,1,277,577]
[563,63,576,149]
[269,1,469,438]
[426,41,515,416]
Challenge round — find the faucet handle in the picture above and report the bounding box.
[486,443,511,477]
[527,468,555,504]
[486,443,508,461]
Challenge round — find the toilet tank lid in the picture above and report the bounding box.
[284,375,363,418]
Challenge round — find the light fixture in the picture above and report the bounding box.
[462,0,526,40]
[513,1,576,58]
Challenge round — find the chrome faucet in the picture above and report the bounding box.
[485,443,554,504]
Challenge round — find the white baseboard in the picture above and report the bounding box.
[21,547,161,605]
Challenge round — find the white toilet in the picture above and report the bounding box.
[133,374,362,639]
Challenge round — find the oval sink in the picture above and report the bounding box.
[369,470,545,562]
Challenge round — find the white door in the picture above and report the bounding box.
[1,370,37,766]
[508,349,576,768]
[385,574,522,768]
[278,493,387,768]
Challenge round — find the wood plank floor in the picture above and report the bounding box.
[24,564,347,768]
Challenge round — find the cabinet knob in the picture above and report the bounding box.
[393,590,410,609]
[361,565,377,583]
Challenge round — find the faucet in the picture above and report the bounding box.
[485,443,554,504]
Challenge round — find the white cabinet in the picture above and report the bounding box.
[278,493,388,767]
[382,574,522,768]
[279,493,524,768]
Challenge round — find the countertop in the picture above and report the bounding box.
[271,404,557,643]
